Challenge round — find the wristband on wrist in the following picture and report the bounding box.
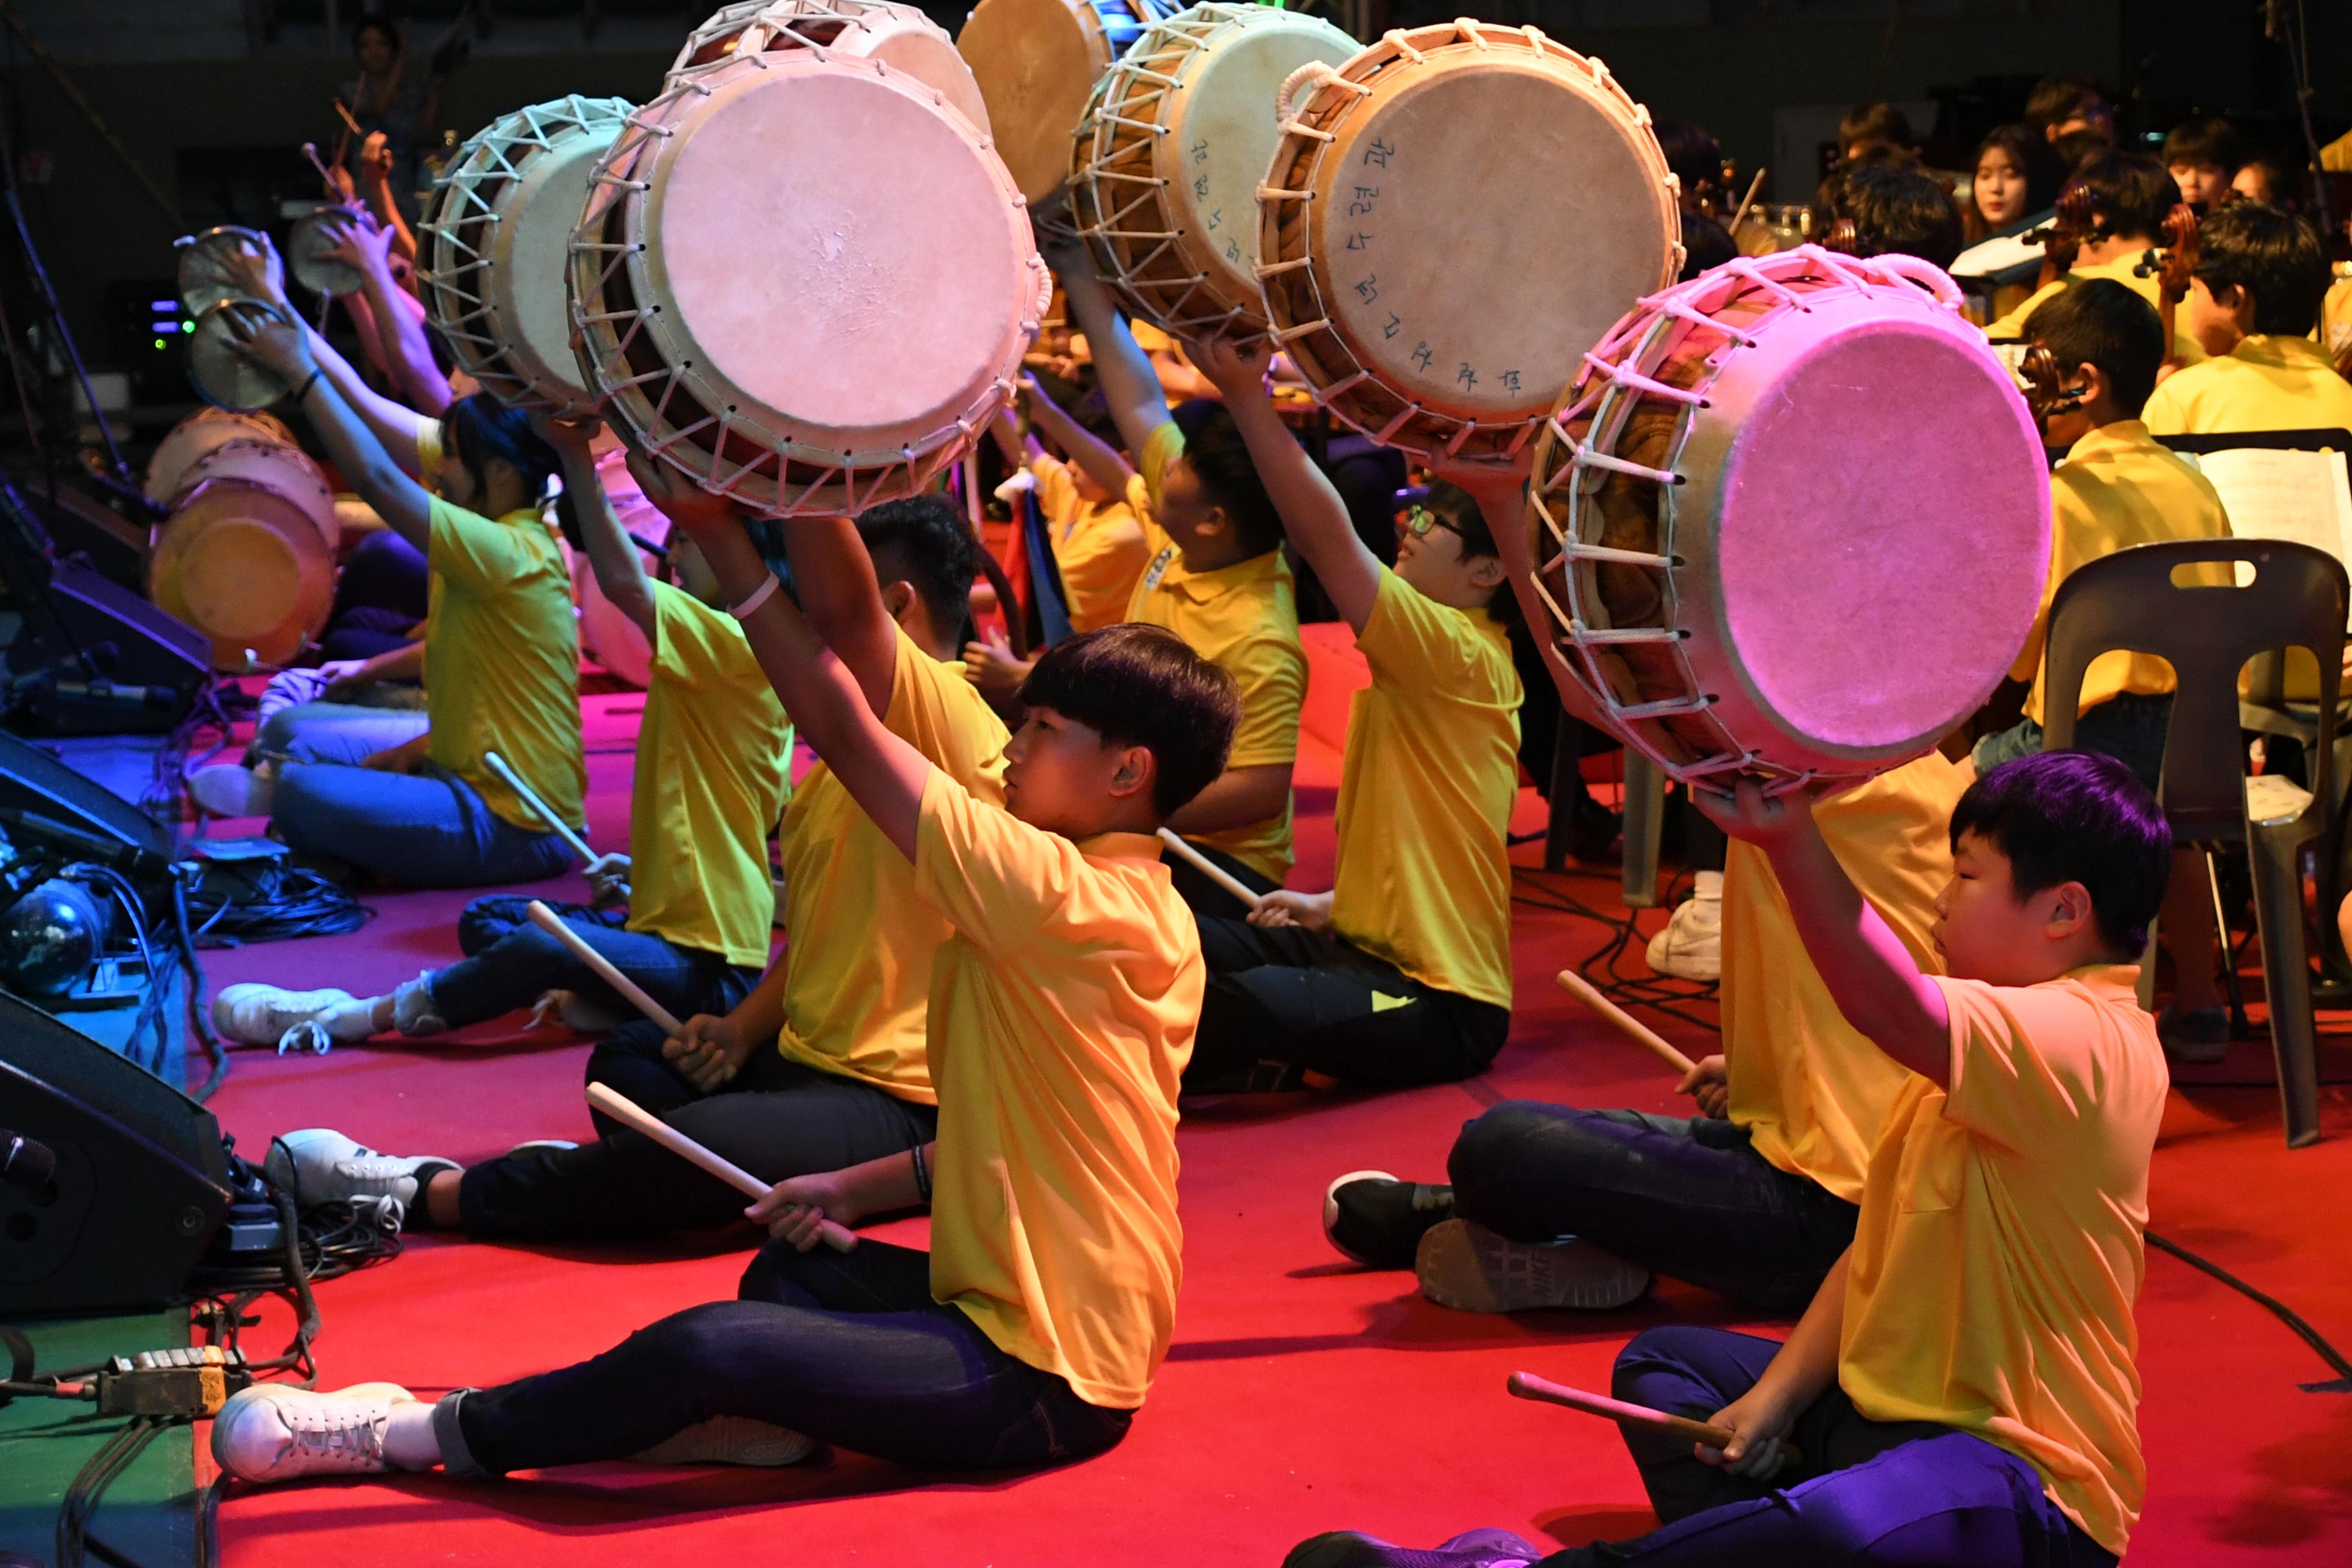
[728,572,783,622]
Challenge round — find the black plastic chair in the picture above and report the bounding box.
[2042,537,2347,1148]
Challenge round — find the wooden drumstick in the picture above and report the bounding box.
[1554,968,1698,1077]
[1507,1372,1799,1465]
[1156,828,1264,913]
[482,750,596,866]
[526,899,682,1036]
[1724,167,1767,241]
[586,1083,855,1253]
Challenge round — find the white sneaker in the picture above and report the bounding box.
[1415,1219,1651,1313]
[634,1415,814,1467]
[212,984,376,1053]
[264,1128,456,1226]
[210,1382,417,1483]
[1645,870,1723,981]
[190,763,274,818]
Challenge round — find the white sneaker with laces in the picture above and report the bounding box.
[264,1129,456,1227]
[634,1415,814,1467]
[1644,870,1723,982]
[212,984,377,1053]
[210,1382,418,1483]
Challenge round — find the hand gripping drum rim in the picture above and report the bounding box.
[1069,3,1358,342]
[1525,245,2049,790]
[569,50,1050,517]
[419,95,636,416]
[1254,20,1682,464]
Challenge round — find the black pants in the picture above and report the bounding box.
[436,1238,1132,1476]
[1449,1102,1857,1314]
[455,1020,937,1240]
[1191,917,1509,1090]
[1533,1326,2115,1567]
[1159,838,1281,923]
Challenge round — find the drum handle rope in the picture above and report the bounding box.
[1274,60,1355,127]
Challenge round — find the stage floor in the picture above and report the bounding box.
[67,643,2352,1565]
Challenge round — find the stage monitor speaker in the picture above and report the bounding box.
[0,990,228,1317]
[0,727,173,870]
[2,557,208,734]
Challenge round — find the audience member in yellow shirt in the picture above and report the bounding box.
[2142,202,2352,436]
[1297,750,2170,1568]
[1052,237,1308,911]
[204,313,583,888]
[212,480,1245,1488]
[1974,280,2233,1063]
[1986,151,2205,369]
[1177,337,1520,1093]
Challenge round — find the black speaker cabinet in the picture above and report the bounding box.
[0,727,173,867]
[0,991,228,1317]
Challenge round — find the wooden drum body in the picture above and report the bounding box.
[143,408,295,504]
[1072,3,1357,340]
[1257,21,1680,462]
[672,1,988,130]
[421,95,635,416]
[959,0,1175,211]
[1525,247,2050,787]
[571,50,1046,516]
[149,439,339,671]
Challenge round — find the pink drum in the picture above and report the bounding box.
[143,407,296,504]
[671,1,988,132]
[572,48,1047,515]
[1520,246,2050,787]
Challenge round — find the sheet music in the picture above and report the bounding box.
[2184,446,2352,614]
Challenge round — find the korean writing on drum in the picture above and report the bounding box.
[1192,135,1244,263]
[1337,136,1522,401]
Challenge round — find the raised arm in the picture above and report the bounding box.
[356,132,418,268]
[1698,779,1952,1084]
[780,507,900,720]
[629,455,928,858]
[547,419,654,640]
[223,307,435,551]
[1021,374,1137,502]
[333,217,451,415]
[1191,337,1378,630]
[1043,236,1173,464]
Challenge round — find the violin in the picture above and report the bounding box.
[2133,202,2200,373]
[2031,179,2097,289]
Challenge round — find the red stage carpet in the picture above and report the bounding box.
[187,663,2352,1566]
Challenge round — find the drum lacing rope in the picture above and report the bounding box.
[1563,440,1680,488]
[1720,255,1812,312]
[1579,352,1706,407]
[1377,31,1429,65]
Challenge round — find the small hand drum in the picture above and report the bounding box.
[1257,21,1682,463]
[1522,246,2051,788]
[1071,2,1357,341]
[187,299,293,413]
[142,407,295,504]
[420,95,636,416]
[287,206,370,299]
[571,48,1048,516]
[671,0,988,131]
[175,226,279,314]
[149,438,338,671]
[959,0,1178,214]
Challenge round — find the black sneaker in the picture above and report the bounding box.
[2157,1005,2231,1066]
[1322,1170,1455,1268]
[1285,1529,1544,1568]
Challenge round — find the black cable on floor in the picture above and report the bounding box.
[2145,1230,2352,1393]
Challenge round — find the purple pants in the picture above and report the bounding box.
[1537,1326,2118,1567]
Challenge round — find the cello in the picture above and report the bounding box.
[2135,202,2200,377]
[2031,179,2097,290]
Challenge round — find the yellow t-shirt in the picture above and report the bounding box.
[2010,420,2232,726]
[1987,253,2206,369]
[914,770,1198,1410]
[623,582,793,967]
[1034,453,1152,634]
[771,626,1008,1105]
[1126,422,1306,883]
[2142,333,2352,438]
[422,497,583,834]
[1329,569,1522,1009]
[1720,752,1967,1203]
[1841,965,2166,1558]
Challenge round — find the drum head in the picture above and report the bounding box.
[149,484,334,669]
[175,438,338,549]
[143,408,293,502]
[188,301,290,413]
[177,228,275,314]
[959,0,1113,202]
[495,130,615,410]
[288,210,368,299]
[647,63,1029,450]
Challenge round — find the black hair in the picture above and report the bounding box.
[1066,386,1125,452]
[2072,151,2176,243]
[740,516,794,585]
[1814,161,1963,270]
[351,15,398,50]
[1951,750,2172,957]
[1678,213,1738,280]
[2162,115,2246,176]
[853,494,980,635]
[1838,101,1915,158]
[1169,398,1283,558]
[2193,200,2331,337]
[1421,479,1517,620]
[1652,122,1725,210]
[1016,623,1240,818]
[2050,126,2117,173]
[443,393,558,509]
[2023,278,2166,417]
[2024,75,2108,139]
[1973,124,2063,217]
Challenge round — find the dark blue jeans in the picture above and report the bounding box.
[1534,1326,2116,1567]
[273,760,571,888]
[1449,1103,1857,1314]
[434,1238,1132,1475]
[431,897,758,1032]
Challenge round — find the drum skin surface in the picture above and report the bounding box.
[961,0,1171,205]
[144,408,295,503]
[150,440,338,671]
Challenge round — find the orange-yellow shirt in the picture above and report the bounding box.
[2142,333,2352,438]
[771,627,1007,1104]
[914,770,1199,1409]
[1988,253,2205,369]
[1721,753,1967,1202]
[1034,453,1152,633]
[1841,965,2165,1558]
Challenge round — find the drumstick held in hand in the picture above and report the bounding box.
[526,899,683,1036]
[1156,829,1264,913]
[483,750,596,865]
[1507,1372,1799,1465]
[1725,166,1767,240]
[586,1083,855,1253]
[1554,968,1698,1076]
